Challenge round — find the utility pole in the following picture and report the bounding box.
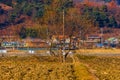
[63,9,65,40]
[101,28,103,44]
[62,9,65,63]
[0,29,1,47]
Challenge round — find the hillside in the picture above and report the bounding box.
[74,0,120,5]
[0,0,120,39]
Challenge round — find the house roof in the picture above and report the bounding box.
[22,38,46,43]
[52,35,69,40]
[87,34,101,39]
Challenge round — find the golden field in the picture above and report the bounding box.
[0,56,96,80]
[77,55,120,80]
[76,49,120,54]
[0,49,120,80]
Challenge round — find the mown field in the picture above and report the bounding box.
[77,55,120,80]
[0,52,120,80]
[0,56,95,80]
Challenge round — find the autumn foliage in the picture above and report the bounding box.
[0,0,120,39]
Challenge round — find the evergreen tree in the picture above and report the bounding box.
[19,27,27,39]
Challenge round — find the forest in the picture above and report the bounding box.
[0,0,120,39]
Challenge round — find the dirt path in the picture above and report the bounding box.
[83,63,99,80]
[73,56,99,80]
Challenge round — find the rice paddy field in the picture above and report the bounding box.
[0,56,95,80]
[0,49,120,80]
[77,55,120,80]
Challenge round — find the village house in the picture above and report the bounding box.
[84,34,102,48]
[86,34,102,42]
[51,35,80,49]
[22,38,48,48]
[52,35,69,41]
[0,35,21,48]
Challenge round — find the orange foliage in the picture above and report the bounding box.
[108,0,117,8]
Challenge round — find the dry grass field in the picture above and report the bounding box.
[77,55,120,80]
[0,56,96,80]
[76,49,120,54]
[0,49,120,80]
